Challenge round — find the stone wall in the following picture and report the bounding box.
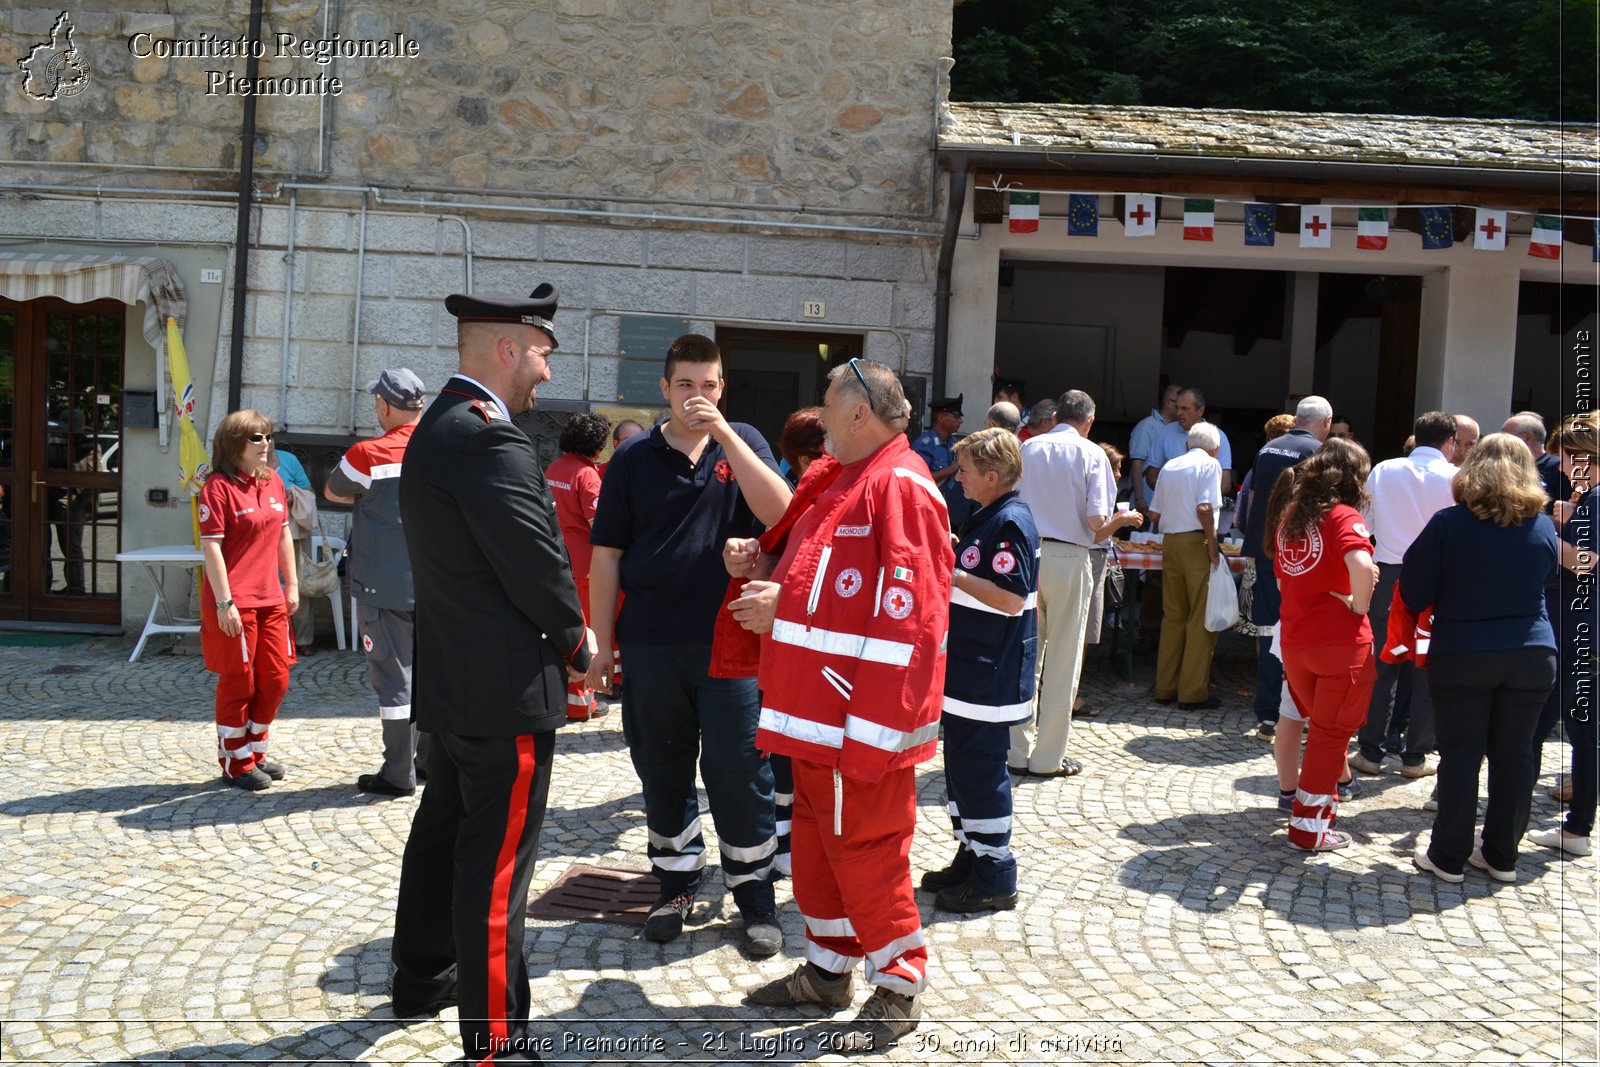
[3,1,950,217]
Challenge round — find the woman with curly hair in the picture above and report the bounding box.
[1272,437,1379,851]
[198,410,299,791]
[1406,434,1560,883]
[548,411,614,719]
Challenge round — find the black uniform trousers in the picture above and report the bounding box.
[392,730,555,1064]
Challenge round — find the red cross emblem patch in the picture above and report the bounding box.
[991,550,1016,575]
[714,458,734,483]
[959,545,981,570]
[882,585,914,619]
[835,567,863,598]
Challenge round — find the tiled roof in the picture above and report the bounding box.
[941,102,1599,172]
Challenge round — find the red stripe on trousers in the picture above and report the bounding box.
[481,734,537,1063]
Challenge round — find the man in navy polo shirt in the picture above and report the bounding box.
[587,334,793,956]
[1241,395,1332,740]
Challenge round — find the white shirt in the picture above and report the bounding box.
[1017,423,1113,547]
[1363,445,1457,564]
[1150,448,1223,534]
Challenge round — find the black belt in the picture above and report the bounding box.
[1042,537,1088,547]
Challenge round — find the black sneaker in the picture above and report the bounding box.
[918,855,972,892]
[643,892,694,942]
[358,773,416,797]
[933,883,1018,914]
[226,768,272,791]
[256,759,285,781]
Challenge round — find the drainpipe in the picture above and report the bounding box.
[277,187,298,427]
[932,159,969,401]
[225,0,265,414]
[348,192,371,434]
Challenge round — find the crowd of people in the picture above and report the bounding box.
[188,283,1594,1059]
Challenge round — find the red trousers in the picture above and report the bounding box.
[202,602,295,777]
[565,579,597,719]
[1284,641,1377,848]
[791,758,928,995]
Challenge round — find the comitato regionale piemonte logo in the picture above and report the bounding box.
[20,12,91,101]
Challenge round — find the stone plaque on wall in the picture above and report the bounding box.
[617,315,690,361]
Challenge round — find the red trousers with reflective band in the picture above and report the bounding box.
[201,602,295,778]
[791,758,928,995]
[565,579,597,718]
[1284,641,1377,849]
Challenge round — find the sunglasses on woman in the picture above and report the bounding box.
[246,432,274,444]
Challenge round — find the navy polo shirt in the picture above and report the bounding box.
[590,422,777,646]
[1243,429,1320,561]
[944,492,1040,724]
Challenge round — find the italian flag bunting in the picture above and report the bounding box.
[1356,207,1389,251]
[1183,199,1215,242]
[1008,192,1040,233]
[1529,215,1563,259]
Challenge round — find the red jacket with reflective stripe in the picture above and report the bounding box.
[756,435,953,782]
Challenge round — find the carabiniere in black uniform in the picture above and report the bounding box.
[390,285,589,1064]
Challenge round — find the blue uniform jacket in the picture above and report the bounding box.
[943,491,1039,724]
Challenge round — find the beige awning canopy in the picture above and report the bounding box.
[0,252,187,346]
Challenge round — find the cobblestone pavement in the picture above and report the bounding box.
[1,632,1596,1065]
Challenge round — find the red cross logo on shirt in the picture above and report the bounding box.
[835,567,863,598]
[882,585,914,619]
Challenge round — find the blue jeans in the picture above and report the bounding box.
[1251,563,1282,723]
[620,643,776,913]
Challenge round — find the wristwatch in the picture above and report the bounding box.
[216,598,235,610]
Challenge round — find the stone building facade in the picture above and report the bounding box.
[0,1,952,632]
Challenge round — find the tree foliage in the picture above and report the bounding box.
[951,0,1598,122]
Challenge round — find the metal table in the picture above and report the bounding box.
[115,544,203,662]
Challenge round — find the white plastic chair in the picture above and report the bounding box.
[309,533,348,650]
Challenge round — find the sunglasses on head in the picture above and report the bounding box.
[846,357,870,395]
[246,432,274,444]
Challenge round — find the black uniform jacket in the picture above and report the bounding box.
[399,376,591,737]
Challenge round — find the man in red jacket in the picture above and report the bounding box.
[728,358,952,1053]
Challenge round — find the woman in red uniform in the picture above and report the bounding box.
[198,410,299,791]
[1271,438,1379,851]
[546,412,611,719]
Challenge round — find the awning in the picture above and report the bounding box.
[0,252,187,346]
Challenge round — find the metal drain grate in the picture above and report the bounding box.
[526,863,661,926]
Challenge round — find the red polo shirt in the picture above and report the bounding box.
[198,469,289,608]
[1274,503,1373,650]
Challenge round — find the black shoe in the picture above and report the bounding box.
[256,759,285,781]
[357,773,416,797]
[934,883,1018,914]
[919,855,972,892]
[226,768,272,791]
[1179,696,1223,711]
[643,892,694,942]
[391,981,457,1018]
[1148,689,1177,705]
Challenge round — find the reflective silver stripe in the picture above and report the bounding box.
[805,915,858,938]
[949,586,1036,616]
[770,618,913,666]
[844,715,939,753]
[864,965,924,995]
[941,694,1033,723]
[367,462,402,481]
[960,815,1013,835]
[806,944,861,973]
[648,817,703,853]
[565,692,591,706]
[1295,789,1337,809]
[1289,815,1332,834]
[820,667,852,701]
[652,854,706,872]
[775,819,793,836]
[872,567,885,618]
[833,768,843,837]
[760,707,845,749]
[725,863,773,886]
[378,703,411,720]
[338,454,372,489]
[969,839,1012,860]
[216,724,248,738]
[891,466,945,510]
[865,930,926,970]
[807,545,832,616]
[773,792,795,806]
[719,837,778,863]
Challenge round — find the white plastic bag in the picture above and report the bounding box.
[1204,556,1240,632]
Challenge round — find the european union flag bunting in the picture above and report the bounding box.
[1067,194,1099,236]
[1420,207,1454,250]
[1243,204,1275,246]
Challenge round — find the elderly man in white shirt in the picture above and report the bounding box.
[1148,421,1225,710]
[1349,411,1460,778]
[1010,390,1119,778]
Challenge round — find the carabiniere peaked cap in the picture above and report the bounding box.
[445,283,559,349]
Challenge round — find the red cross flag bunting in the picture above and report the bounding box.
[1475,209,1508,251]
[1300,206,1332,248]
[1124,194,1157,237]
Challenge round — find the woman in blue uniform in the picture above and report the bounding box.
[921,426,1040,914]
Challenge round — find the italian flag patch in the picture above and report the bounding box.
[893,566,913,581]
